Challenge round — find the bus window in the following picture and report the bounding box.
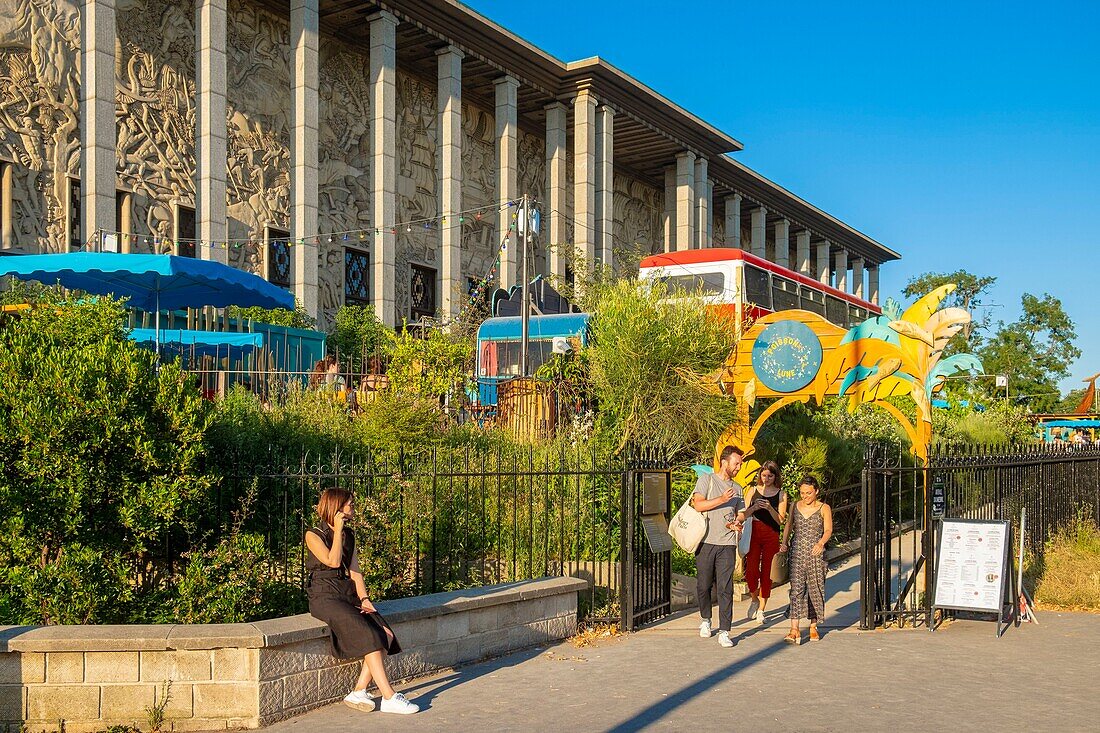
[849,305,867,324]
[481,339,558,377]
[743,265,771,310]
[825,296,848,327]
[661,271,725,295]
[799,286,827,316]
[480,341,498,376]
[772,276,799,312]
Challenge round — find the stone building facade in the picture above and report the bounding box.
[0,0,898,326]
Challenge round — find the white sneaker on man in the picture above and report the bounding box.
[380,692,420,715]
[699,619,712,638]
[343,688,376,712]
[747,598,760,621]
[717,631,735,648]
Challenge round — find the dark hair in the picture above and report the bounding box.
[719,445,744,463]
[317,487,353,527]
[799,475,821,491]
[758,460,781,486]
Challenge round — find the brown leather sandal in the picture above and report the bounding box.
[809,625,820,642]
[784,630,801,645]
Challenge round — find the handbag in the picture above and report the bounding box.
[668,477,711,553]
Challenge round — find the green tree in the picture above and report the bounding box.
[226,303,316,330]
[979,293,1080,412]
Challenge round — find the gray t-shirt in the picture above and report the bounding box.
[693,473,746,546]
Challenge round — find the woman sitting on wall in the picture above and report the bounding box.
[304,488,419,714]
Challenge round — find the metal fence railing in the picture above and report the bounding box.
[213,445,628,621]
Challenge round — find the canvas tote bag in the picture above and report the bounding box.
[668,476,711,553]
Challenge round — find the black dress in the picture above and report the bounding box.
[306,524,402,659]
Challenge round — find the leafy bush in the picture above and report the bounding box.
[385,324,474,401]
[328,305,390,373]
[0,299,215,624]
[226,303,316,330]
[587,278,740,456]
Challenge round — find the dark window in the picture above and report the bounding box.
[771,276,799,312]
[743,264,771,310]
[344,248,370,305]
[826,296,849,327]
[661,271,725,295]
[68,178,81,250]
[799,285,827,316]
[410,264,437,321]
[849,305,867,324]
[175,205,196,258]
[265,227,291,288]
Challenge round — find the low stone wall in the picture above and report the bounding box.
[0,576,586,732]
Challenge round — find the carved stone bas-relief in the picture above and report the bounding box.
[613,173,662,273]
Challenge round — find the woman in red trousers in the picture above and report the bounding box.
[744,461,787,626]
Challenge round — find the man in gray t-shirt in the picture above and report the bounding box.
[692,445,747,648]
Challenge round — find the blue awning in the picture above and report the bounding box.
[128,329,263,359]
[477,312,591,341]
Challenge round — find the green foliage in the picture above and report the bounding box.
[979,292,1080,412]
[1030,514,1100,610]
[0,298,215,624]
[932,400,1034,445]
[586,278,740,456]
[780,436,829,502]
[226,303,317,330]
[0,278,66,306]
[327,305,390,373]
[385,325,474,400]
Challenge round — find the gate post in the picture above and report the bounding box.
[860,449,874,630]
[620,465,635,632]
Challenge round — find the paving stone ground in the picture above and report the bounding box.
[255,555,1100,732]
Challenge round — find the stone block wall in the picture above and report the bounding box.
[0,576,586,731]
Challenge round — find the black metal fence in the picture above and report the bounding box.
[216,445,631,621]
[861,442,1100,629]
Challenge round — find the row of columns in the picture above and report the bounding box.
[80,0,880,324]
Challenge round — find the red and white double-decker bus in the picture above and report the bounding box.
[638,248,880,328]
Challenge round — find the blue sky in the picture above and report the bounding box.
[465,0,1100,396]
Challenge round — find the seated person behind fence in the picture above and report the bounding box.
[309,358,327,388]
[779,475,832,644]
[304,488,419,714]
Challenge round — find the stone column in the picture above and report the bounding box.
[291,0,319,317]
[437,46,463,320]
[774,218,790,269]
[545,102,568,281]
[369,10,398,326]
[595,103,615,269]
[750,207,767,258]
[851,257,865,300]
[81,0,117,252]
[196,0,227,264]
[573,89,597,272]
[834,249,849,293]
[663,167,676,251]
[724,194,741,248]
[2,163,15,249]
[816,240,831,285]
[675,151,695,251]
[868,264,880,305]
[693,157,708,248]
[796,229,811,274]
[496,75,519,289]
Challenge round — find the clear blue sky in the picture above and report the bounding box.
[466,0,1100,396]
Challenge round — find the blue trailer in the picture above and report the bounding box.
[475,312,591,406]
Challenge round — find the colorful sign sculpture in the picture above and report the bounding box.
[714,284,982,466]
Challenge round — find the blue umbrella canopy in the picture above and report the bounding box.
[128,328,263,360]
[0,252,294,311]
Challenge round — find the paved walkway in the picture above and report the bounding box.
[257,552,1100,732]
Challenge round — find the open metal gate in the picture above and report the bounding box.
[620,453,673,631]
[860,442,932,629]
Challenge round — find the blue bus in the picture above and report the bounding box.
[475,312,591,406]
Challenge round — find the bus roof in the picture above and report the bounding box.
[477,312,591,341]
[639,247,880,312]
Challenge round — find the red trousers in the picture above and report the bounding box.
[745,520,780,599]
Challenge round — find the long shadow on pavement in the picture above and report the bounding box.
[395,645,547,711]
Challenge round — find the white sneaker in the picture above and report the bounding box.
[747,598,760,620]
[755,612,766,627]
[717,631,735,648]
[343,688,375,712]
[380,692,420,715]
[699,619,713,638]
